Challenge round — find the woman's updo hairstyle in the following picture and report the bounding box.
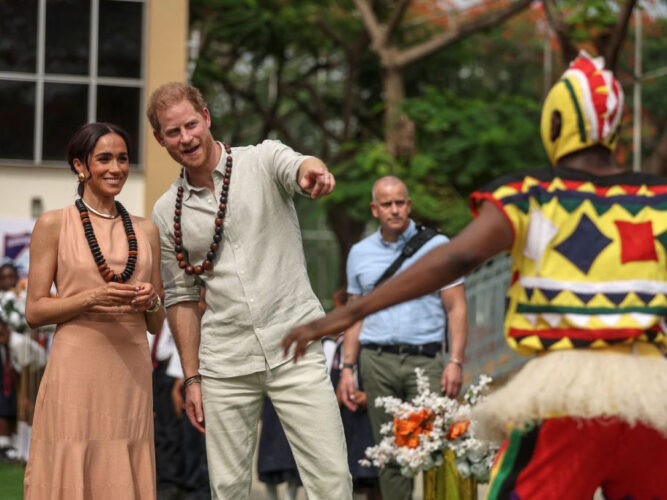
[66,122,131,197]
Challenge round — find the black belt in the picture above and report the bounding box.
[361,342,442,358]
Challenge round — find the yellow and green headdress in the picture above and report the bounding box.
[541,51,624,165]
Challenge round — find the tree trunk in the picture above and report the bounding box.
[383,66,415,159]
[328,205,367,287]
[648,127,667,176]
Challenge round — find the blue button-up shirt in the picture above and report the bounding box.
[346,220,463,345]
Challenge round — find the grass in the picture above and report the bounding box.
[0,462,24,499]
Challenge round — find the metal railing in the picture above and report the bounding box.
[462,253,527,384]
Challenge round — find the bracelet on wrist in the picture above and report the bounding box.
[146,295,162,314]
[184,374,202,387]
[341,362,355,371]
[448,357,464,368]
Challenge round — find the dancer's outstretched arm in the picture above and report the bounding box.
[283,201,513,360]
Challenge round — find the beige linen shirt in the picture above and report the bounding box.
[152,140,324,378]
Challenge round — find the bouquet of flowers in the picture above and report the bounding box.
[360,368,498,482]
[0,289,28,333]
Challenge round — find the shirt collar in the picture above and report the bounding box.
[377,219,416,247]
[180,141,226,200]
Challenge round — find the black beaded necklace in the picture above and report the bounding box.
[173,143,232,276]
[75,199,138,283]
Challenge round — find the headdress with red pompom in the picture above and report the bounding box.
[541,50,624,165]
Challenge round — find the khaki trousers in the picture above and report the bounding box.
[360,348,444,500]
[201,342,353,500]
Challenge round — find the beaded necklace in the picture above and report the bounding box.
[173,143,232,276]
[75,199,138,283]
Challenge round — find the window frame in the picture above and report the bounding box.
[0,0,147,168]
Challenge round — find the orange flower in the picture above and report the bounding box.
[446,420,470,440]
[393,409,435,449]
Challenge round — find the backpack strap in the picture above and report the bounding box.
[374,225,439,288]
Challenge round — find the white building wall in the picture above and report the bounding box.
[0,166,146,219]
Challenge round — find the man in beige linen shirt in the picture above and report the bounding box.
[148,83,352,500]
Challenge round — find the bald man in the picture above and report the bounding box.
[337,176,468,500]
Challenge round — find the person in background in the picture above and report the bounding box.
[0,310,18,462]
[150,318,184,497]
[338,176,467,500]
[256,397,302,500]
[327,289,381,500]
[0,263,20,293]
[0,262,22,462]
[165,289,211,500]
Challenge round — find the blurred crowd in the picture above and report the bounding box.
[0,260,49,463]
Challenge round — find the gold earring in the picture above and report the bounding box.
[78,172,86,181]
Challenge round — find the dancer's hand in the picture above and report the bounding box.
[336,369,359,412]
[89,282,137,308]
[185,382,206,434]
[441,362,462,398]
[282,306,356,361]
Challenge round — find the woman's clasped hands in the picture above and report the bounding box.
[88,281,159,313]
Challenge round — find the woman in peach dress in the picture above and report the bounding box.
[24,122,165,500]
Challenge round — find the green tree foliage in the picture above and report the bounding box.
[192,1,655,284]
[340,88,546,236]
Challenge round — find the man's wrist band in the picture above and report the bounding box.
[146,295,162,314]
[341,362,355,371]
[184,374,202,387]
[448,358,464,368]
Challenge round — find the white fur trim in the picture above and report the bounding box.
[472,348,667,442]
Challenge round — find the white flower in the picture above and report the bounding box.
[471,461,490,482]
[456,459,471,478]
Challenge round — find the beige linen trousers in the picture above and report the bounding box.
[201,342,353,499]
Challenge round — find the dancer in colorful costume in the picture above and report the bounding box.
[283,51,667,499]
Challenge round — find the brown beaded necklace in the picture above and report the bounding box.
[173,143,232,276]
[75,199,138,282]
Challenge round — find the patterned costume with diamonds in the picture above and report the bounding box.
[469,52,667,500]
[471,167,667,356]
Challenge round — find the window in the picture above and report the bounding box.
[0,0,145,166]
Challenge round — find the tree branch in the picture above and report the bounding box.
[285,80,335,157]
[314,18,351,52]
[603,0,638,71]
[216,74,308,153]
[341,37,367,142]
[542,0,578,63]
[352,0,384,49]
[648,126,667,175]
[393,0,533,68]
[384,0,412,45]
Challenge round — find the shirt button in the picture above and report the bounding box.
[234,245,239,250]
[250,299,254,303]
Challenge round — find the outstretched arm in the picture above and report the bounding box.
[283,201,513,359]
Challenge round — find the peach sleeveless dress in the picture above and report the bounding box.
[24,204,156,500]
